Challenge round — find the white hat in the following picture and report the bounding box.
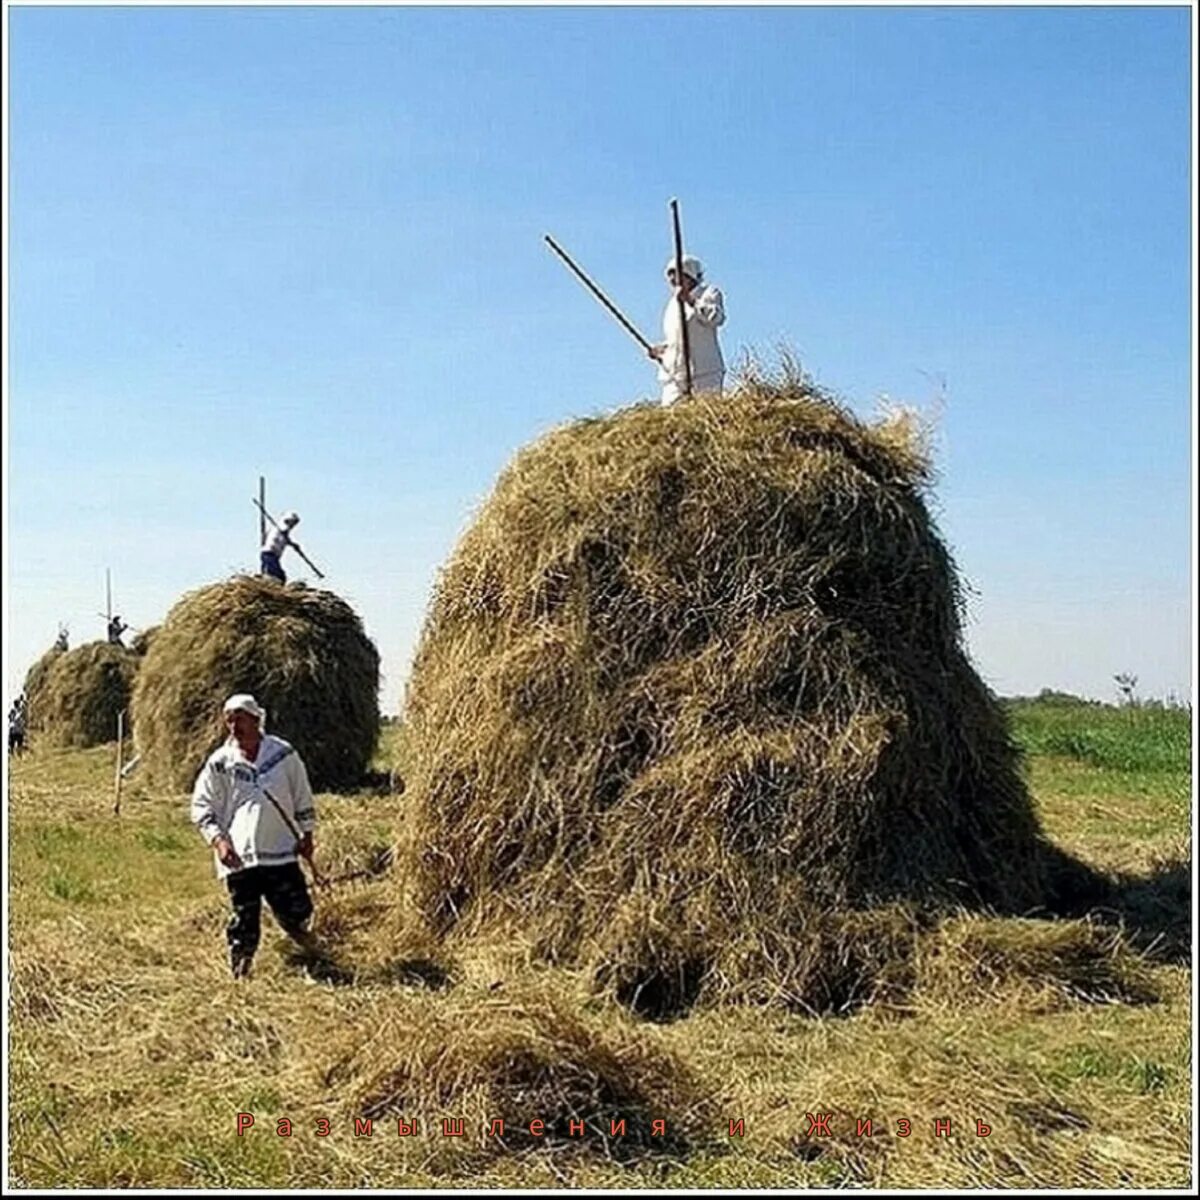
[223,693,267,726]
[664,255,704,283]
[282,511,300,526]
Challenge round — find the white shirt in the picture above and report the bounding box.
[658,283,726,405]
[190,733,316,878]
[261,527,292,557]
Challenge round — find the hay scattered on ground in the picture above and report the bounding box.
[401,371,1089,1017]
[913,914,1158,1012]
[335,977,714,1162]
[35,641,139,748]
[130,576,380,792]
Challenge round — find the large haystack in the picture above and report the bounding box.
[36,641,139,748]
[130,576,380,792]
[402,376,1072,1017]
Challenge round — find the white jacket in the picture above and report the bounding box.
[261,527,293,557]
[191,733,316,878]
[658,283,726,405]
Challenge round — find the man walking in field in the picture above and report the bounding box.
[259,511,303,584]
[648,254,726,405]
[191,693,319,979]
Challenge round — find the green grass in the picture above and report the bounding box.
[1005,696,1191,774]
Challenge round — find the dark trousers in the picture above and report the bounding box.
[260,551,286,583]
[226,862,313,966]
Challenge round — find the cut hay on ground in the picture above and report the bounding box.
[130,576,380,792]
[336,977,713,1162]
[401,369,1096,1018]
[34,641,139,748]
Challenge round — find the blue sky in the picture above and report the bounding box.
[5,3,1194,710]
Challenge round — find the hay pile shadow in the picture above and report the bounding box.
[349,981,712,1163]
[130,576,380,792]
[33,641,139,748]
[401,373,1094,1017]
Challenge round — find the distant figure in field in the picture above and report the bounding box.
[8,695,26,755]
[648,254,726,405]
[190,693,319,979]
[260,511,302,584]
[107,615,128,646]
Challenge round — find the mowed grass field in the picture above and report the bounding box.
[6,697,1192,1188]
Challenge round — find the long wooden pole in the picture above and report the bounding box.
[258,476,266,546]
[670,198,693,399]
[105,570,112,626]
[112,710,125,816]
[544,235,653,352]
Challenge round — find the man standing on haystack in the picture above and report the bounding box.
[259,511,302,584]
[648,254,726,405]
[191,693,319,979]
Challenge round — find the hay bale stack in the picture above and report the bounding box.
[131,576,380,792]
[36,641,139,748]
[402,376,1069,1016]
[22,644,67,735]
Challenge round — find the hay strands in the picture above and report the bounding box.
[543,234,653,352]
[253,497,326,579]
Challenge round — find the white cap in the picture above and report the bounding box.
[223,693,266,726]
[665,255,704,283]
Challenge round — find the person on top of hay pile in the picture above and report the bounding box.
[190,692,319,979]
[106,615,128,646]
[648,254,725,405]
[259,511,302,584]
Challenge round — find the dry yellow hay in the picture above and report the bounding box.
[130,576,380,792]
[34,641,139,748]
[22,643,67,735]
[400,370,1099,1017]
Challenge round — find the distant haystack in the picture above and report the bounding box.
[131,576,380,792]
[22,644,67,735]
[36,642,139,748]
[401,374,1071,1017]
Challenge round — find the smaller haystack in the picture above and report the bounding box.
[131,576,380,792]
[21,644,66,735]
[36,641,139,748]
